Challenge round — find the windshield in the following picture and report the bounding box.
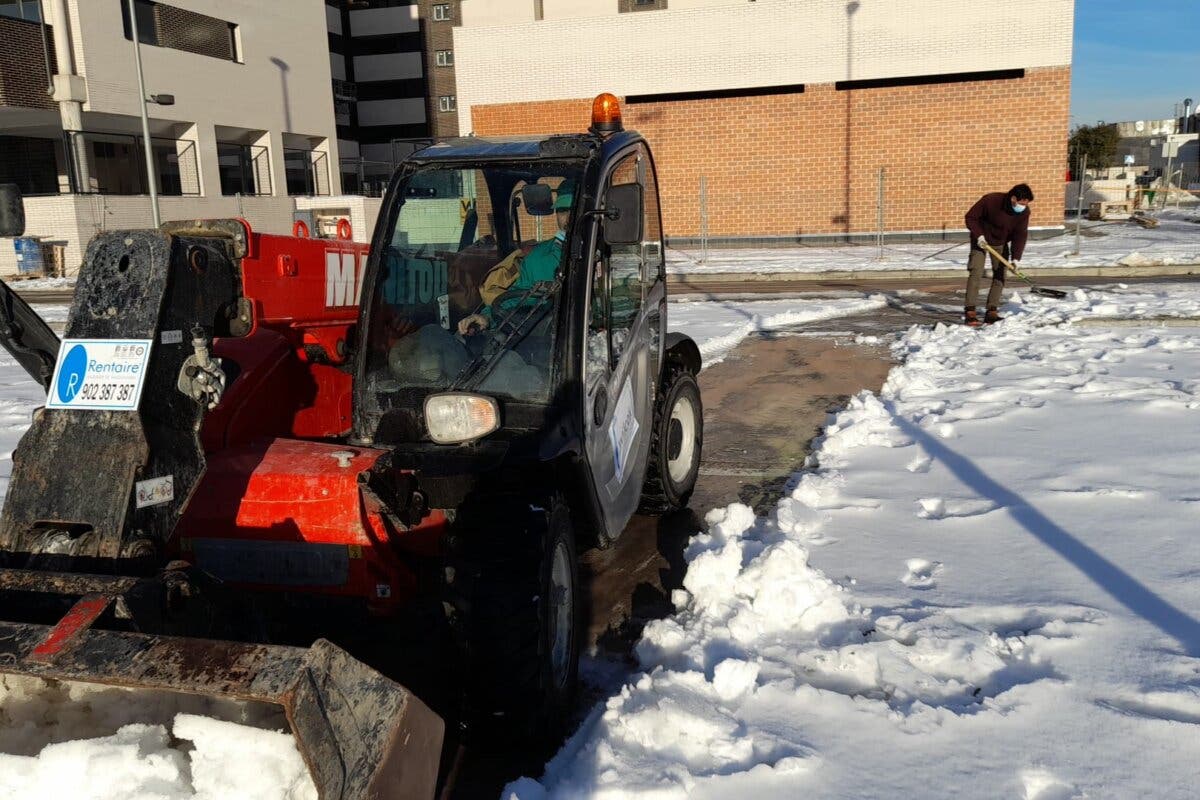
[361,160,584,429]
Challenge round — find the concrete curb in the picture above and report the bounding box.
[667,264,1200,285]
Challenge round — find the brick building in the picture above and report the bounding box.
[454,0,1075,242]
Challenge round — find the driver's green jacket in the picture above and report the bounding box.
[482,235,562,321]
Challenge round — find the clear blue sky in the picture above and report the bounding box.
[1071,0,1200,127]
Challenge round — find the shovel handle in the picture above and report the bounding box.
[980,241,1016,271]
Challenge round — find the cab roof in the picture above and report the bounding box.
[405,131,642,163]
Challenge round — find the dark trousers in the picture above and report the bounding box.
[965,246,1006,309]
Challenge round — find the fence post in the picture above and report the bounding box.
[699,176,709,265]
[1073,153,1086,256]
[876,166,885,260]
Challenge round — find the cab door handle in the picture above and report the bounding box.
[593,386,609,426]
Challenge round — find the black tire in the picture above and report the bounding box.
[638,365,703,514]
[445,494,580,743]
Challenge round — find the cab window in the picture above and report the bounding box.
[600,154,644,365]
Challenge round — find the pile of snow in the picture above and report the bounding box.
[0,675,316,800]
[668,209,1200,274]
[509,283,1200,798]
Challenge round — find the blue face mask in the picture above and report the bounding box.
[1012,202,1027,214]
[554,230,566,243]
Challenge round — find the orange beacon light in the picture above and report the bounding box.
[590,93,623,135]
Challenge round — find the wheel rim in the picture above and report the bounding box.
[667,394,697,485]
[548,539,574,689]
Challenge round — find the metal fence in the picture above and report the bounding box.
[338,138,450,197]
[340,159,394,197]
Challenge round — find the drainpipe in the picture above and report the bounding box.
[42,0,91,192]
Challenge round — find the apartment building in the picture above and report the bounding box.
[454,0,1075,242]
[0,0,344,276]
[326,0,462,197]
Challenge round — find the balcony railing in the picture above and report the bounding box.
[61,131,200,196]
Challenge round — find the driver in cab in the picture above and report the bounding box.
[385,182,571,399]
[457,182,573,336]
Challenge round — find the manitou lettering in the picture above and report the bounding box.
[381,257,449,307]
[324,250,364,307]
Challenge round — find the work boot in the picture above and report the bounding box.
[964,308,982,327]
[985,307,1003,324]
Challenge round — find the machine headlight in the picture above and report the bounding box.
[424,393,500,444]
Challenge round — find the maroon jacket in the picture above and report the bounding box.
[965,192,1030,260]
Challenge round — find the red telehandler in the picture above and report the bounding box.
[0,95,703,798]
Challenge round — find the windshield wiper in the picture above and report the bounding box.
[449,277,560,393]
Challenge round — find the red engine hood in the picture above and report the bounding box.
[173,438,427,611]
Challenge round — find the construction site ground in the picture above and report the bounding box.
[13,274,1200,798]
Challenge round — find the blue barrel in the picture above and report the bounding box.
[13,237,43,275]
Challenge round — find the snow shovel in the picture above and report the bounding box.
[980,242,1068,299]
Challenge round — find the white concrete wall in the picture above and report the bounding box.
[2,194,384,277]
[294,195,384,246]
[542,0,612,21]
[462,0,536,27]
[455,0,1074,131]
[2,194,292,277]
[1065,180,1132,212]
[462,0,742,26]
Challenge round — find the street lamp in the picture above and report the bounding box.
[127,0,172,227]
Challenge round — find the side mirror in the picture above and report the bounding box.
[0,184,25,238]
[603,183,643,245]
[521,183,554,216]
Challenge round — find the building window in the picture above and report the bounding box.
[435,49,453,67]
[283,148,330,197]
[121,0,240,62]
[0,0,41,21]
[432,3,451,21]
[217,142,271,196]
[0,136,58,195]
[438,95,456,112]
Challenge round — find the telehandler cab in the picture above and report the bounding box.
[0,93,703,798]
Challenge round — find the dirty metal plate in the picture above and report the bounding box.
[0,623,444,800]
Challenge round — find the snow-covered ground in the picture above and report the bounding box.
[508,284,1200,799]
[667,295,886,365]
[10,287,1200,798]
[669,209,1200,274]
